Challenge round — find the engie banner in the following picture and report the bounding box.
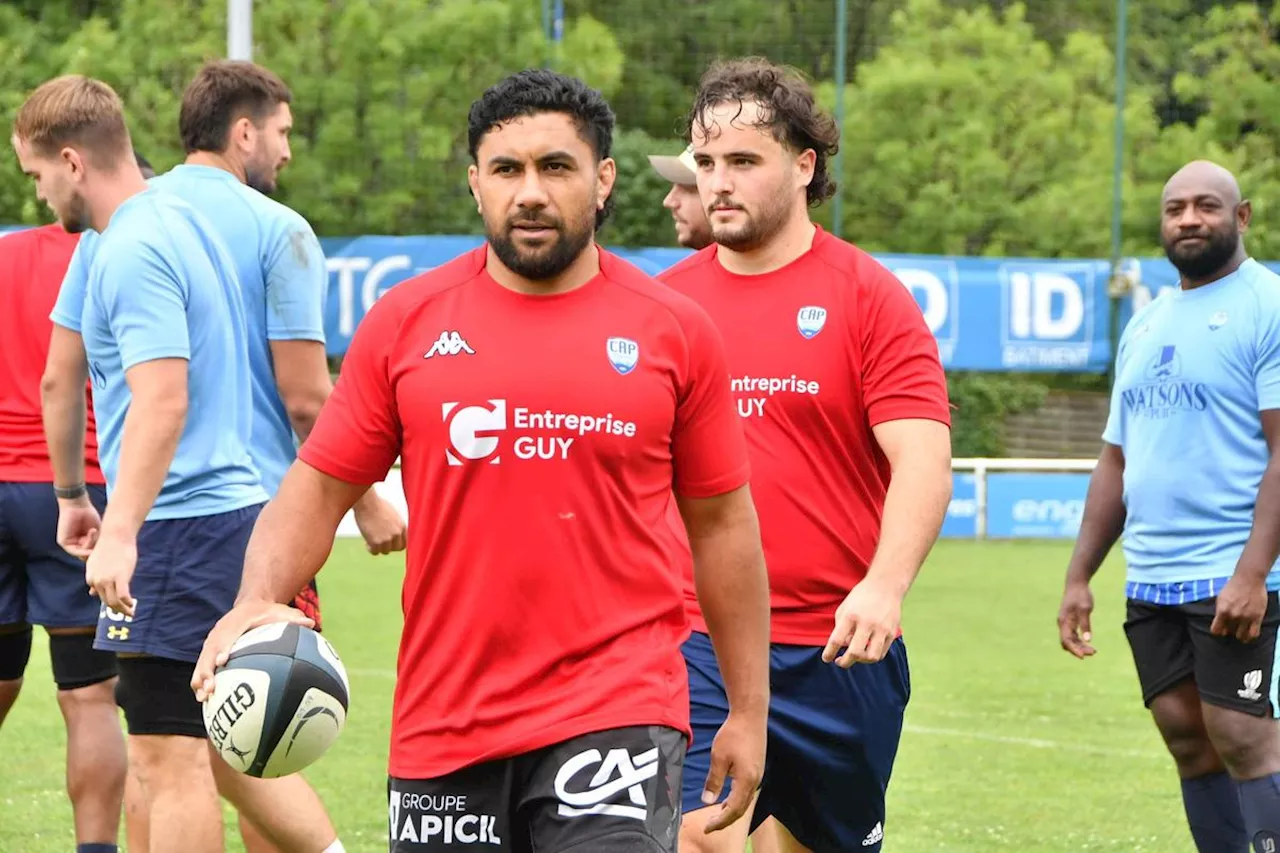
[0,226,1256,373]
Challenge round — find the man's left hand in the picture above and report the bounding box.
[353,492,407,556]
[1212,573,1269,643]
[822,578,903,668]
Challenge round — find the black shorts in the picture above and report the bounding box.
[1124,593,1280,718]
[388,726,685,852]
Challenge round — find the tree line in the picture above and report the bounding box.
[5,0,1277,455]
[4,0,1279,256]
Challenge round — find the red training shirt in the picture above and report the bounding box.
[0,225,104,485]
[298,245,750,779]
[661,225,951,646]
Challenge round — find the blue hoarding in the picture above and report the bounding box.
[3,224,1266,372]
[985,472,1090,539]
[940,472,977,538]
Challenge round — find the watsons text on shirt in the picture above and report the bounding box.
[730,374,820,418]
[442,399,639,464]
[1123,345,1209,419]
[1122,381,1209,418]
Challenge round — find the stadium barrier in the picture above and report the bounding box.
[334,458,1099,542]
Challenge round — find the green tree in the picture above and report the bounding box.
[816,0,1175,259]
[602,127,685,248]
[570,0,906,138]
[1,0,625,237]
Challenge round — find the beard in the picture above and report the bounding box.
[709,186,794,252]
[1163,226,1238,280]
[57,192,90,234]
[245,161,278,195]
[487,209,594,281]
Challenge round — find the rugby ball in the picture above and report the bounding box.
[202,621,350,778]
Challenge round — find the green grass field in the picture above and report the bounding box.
[4,539,1194,852]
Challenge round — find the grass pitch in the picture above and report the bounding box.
[4,539,1193,851]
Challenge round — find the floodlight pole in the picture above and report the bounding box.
[228,0,253,61]
[832,0,847,239]
[1107,0,1129,385]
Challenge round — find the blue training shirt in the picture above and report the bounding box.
[50,189,268,519]
[1104,258,1280,599]
[147,165,327,495]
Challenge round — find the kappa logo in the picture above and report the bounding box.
[554,746,659,821]
[1239,669,1264,702]
[797,305,827,339]
[607,337,639,375]
[425,331,475,359]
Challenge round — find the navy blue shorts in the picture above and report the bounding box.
[0,482,108,628]
[94,503,263,663]
[681,630,910,852]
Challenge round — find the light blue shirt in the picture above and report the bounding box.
[147,165,327,494]
[51,190,267,519]
[1104,258,1280,593]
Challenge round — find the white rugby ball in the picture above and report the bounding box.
[202,621,350,778]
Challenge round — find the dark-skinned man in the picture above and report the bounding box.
[1059,159,1280,853]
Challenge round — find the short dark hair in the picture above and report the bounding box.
[179,60,291,154]
[467,69,616,230]
[686,57,840,207]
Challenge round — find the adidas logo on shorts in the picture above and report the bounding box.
[863,821,884,846]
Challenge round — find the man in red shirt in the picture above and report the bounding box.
[660,58,954,853]
[193,68,771,852]
[0,151,151,853]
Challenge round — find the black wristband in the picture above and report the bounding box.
[54,483,87,500]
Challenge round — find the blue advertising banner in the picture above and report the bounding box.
[983,472,1090,539]
[317,236,1118,367]
[940,472,977,538]
[6,223,1277,371]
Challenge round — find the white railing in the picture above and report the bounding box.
[952,457,1096,538]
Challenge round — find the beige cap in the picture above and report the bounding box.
[647,143,697,186]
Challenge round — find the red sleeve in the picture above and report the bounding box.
[859,263,952,427]
[296,298,403,484]
[670,302,751,498]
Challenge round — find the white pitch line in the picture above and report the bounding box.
[905,724,1165,760]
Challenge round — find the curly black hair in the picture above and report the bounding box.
[468,69,616,230]
[685,57,840,208]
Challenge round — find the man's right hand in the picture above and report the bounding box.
[57,494,102,560]
[1057,580,1096,659]
[191,598,314,702]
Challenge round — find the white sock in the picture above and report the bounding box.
[322,842,346,853]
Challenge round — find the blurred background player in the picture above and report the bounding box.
[172,59,406,569]
[78,58,396,853]
[661,57,953,853]
[1059,160,1280,853]
[16,74,342,853]
[647,143,712,250]
[0,148,150,853]
[193,68,771,853]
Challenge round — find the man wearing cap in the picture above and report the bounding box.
[648,143,713,250]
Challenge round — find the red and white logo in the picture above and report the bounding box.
[442,400,505,466]
[441,399,638,465]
